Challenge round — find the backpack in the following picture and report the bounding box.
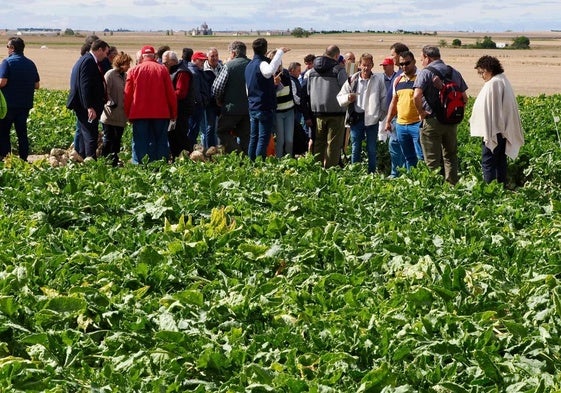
[426,65,465,124]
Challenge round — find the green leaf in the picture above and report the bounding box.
[474,350,503,384]
[0,296,18,317]
[44,296,87,314]
[172,289,204,307]
[358,362,396,393]
[501,319,528,337]
[435,382,470,393]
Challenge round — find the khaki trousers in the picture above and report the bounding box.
[314,115,345,168]
[420,117,459,185]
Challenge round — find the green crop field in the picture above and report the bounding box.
[1,91,561,391]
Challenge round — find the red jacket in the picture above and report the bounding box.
[124,59,177,120]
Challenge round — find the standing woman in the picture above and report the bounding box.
[268,49,295,158]
[469,55,524,185]
[101,52,132,166]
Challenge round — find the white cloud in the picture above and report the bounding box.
[1,0,560,32]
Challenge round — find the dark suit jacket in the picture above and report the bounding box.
[66,53,105,116]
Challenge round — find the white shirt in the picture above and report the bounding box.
[259,49,284,79]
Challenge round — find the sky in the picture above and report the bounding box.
[1,0,560,33]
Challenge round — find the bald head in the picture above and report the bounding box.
[325,45,340,60]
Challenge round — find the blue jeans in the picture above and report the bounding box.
[388,119,405,177]
[187,105,204,153]
[275,108,295,158]
[0,107,31,161]
[131,119,170,164]
[482,133,507,184]
[248,109,274,161]
[350,117,378,173]
[203,105,219,149]
[396,121,423,169]
[73,121,81,155]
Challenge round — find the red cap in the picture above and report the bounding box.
[192,51,208,61]
[380,57,394,66]
[141,45,155,55]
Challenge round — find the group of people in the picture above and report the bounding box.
[0,35,524,185]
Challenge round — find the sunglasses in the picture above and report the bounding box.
[399,61,412,67]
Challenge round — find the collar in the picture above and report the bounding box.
[400,68,418,81]
[90,51,102,64]
[384,72,396,81]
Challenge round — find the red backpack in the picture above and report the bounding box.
[426,66,465,124]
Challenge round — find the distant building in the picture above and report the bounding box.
[191,22,213,36]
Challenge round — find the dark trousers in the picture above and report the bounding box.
[187,105,204,153]
[101,123,124,166]
[0,107,31,161]
[75,110,99,159]
[217,114,250,154]
[168,112,189,159]
[482,133,507,184]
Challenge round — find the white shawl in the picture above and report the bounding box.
[469,73,524,159]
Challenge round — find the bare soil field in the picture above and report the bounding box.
[4,31,561,96]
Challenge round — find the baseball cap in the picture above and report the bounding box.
[141,45,155,55]
[192,51,208,61]
[380,57,394,66]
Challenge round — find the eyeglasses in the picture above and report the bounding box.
[399,61,412,67]
[477,70,486,75]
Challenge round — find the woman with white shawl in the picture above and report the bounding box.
[469,55,524,185]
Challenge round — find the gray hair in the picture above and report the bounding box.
[162,50,178,63]
[228,41,246,57]
[288,62,301,73]
[422,45,441,60]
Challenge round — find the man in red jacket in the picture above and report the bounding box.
[125,45,177,163]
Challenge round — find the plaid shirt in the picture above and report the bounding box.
[211,64,229,103]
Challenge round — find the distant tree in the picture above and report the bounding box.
[64,28,75,36]
[512,36,530,49]
[476,36,496,49]
[291,27,311,38]
[439,39,448,47]
[452,38,462,47]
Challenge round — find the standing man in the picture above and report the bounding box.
[124,45,177,163]
[413,45,468,185]
[337,53,386,173]
[385,42,410,177]
[67,39,109,159]
[212,41,250,154]
[384,51,423,170]
[202,47,223,149]
[379,56,396,145]
[0,37,40,162]
[162,50,191,160]
[245,38,289,161]
[307,44,347,168]
[186,51,210,153]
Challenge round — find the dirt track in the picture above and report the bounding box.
[8,31,561,96]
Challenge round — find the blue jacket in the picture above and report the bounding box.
[245,54,276,112]
[67,53,105,116]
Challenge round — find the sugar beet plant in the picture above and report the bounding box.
[0,93,560,392]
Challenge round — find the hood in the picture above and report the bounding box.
[313,56,339,74]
